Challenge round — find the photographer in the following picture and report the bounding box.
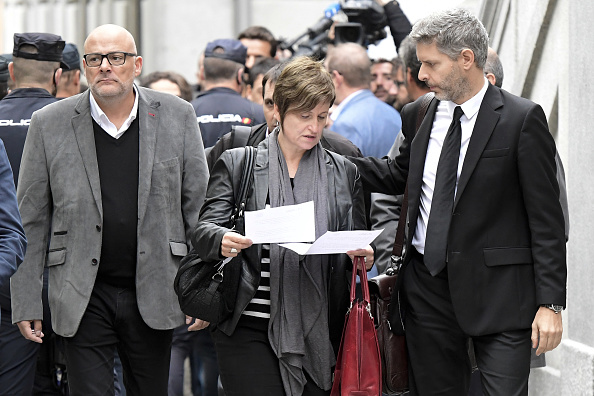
[376,0,412,50]
[282,0,406,61]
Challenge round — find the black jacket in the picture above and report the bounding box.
[193,138,367,353]
[349,84,567,336]
[384,1,412,50]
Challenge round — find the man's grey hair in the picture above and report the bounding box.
[410,8,489,69]
[398,35,424,89]
[484,48,504,88]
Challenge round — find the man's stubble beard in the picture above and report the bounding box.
[434,66,470,103]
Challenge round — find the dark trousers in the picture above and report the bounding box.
[169,324,219,396]
[211,315,329,396]
[0,307,39,396]
[168,325,194,396]
[403,249,531,396]
[62,282,173,396]
[34,267,66,395]
[189,329,219,396]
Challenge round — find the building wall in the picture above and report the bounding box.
[479,0,594,394]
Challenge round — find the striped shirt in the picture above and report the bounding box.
[242,243,271,319]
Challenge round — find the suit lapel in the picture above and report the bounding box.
[407,98,438,238]
[72,91,103,216]
[137,88,159,222]
[454,85,503,208]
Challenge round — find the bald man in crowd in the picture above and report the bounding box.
[325,42,401,159]
[10,24,208,395]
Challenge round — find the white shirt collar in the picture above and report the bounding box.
[330,89,366,122]
[90,85,139,139]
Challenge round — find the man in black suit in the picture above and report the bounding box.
[348,8,566,396]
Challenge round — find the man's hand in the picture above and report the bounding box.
[17,320,44,343]
[347,245,375,271]
[375,0,393,6]
[186,315,209,331]
[532,306,563,355]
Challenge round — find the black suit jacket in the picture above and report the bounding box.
[349,84,567,336]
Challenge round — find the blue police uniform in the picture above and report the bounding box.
[0,88,58,185]
[0,87,58,396]
[191,87,265,148]
[0,31,69,396]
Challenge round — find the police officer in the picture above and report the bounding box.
[56,42,84,99]
[0,32,66,396]
[191,39,265,147]
[0,33,67,185]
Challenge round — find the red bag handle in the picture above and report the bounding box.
[351,256,370,303]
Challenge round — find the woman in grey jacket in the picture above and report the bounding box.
[190,56,374,396]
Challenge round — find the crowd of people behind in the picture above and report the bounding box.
[0,2,567,396]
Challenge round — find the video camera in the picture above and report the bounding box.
[280,0,388,60]
[335,0,387,46]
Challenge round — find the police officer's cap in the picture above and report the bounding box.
[204,39,247,65]
[0,56,9,83]
[62,43,81,70]
[13,32,67,68]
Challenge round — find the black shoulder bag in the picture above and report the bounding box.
[174,146,257,324]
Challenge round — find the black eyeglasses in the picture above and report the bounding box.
[83,52,136,67]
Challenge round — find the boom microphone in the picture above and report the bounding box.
[307,3,341,38]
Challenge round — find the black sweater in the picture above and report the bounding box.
[93,118,139,288]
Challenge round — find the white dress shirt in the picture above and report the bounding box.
[412,78,490,254]
[90,85,139,139]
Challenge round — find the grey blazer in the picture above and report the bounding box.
[11,87,208,336]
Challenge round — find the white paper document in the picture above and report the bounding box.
[279,229,384,255]
[244,201,316,244]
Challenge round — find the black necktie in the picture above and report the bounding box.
[424,106,464,276]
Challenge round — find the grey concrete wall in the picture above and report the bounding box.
[566,0,594,352]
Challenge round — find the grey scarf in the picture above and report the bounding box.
[267,129,334,395]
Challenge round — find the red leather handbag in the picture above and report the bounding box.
[331,256,382,396]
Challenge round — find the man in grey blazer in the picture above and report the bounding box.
[10,24,208,395]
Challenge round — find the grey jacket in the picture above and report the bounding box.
[369,132,404,274]
[192,139,366,351]
[11,87,209,336]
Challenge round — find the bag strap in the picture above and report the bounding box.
[215,146,257,272]
[390,93,434,267]
[230,146,257,226]
[231,125,252,148]
[351,256,371,304]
